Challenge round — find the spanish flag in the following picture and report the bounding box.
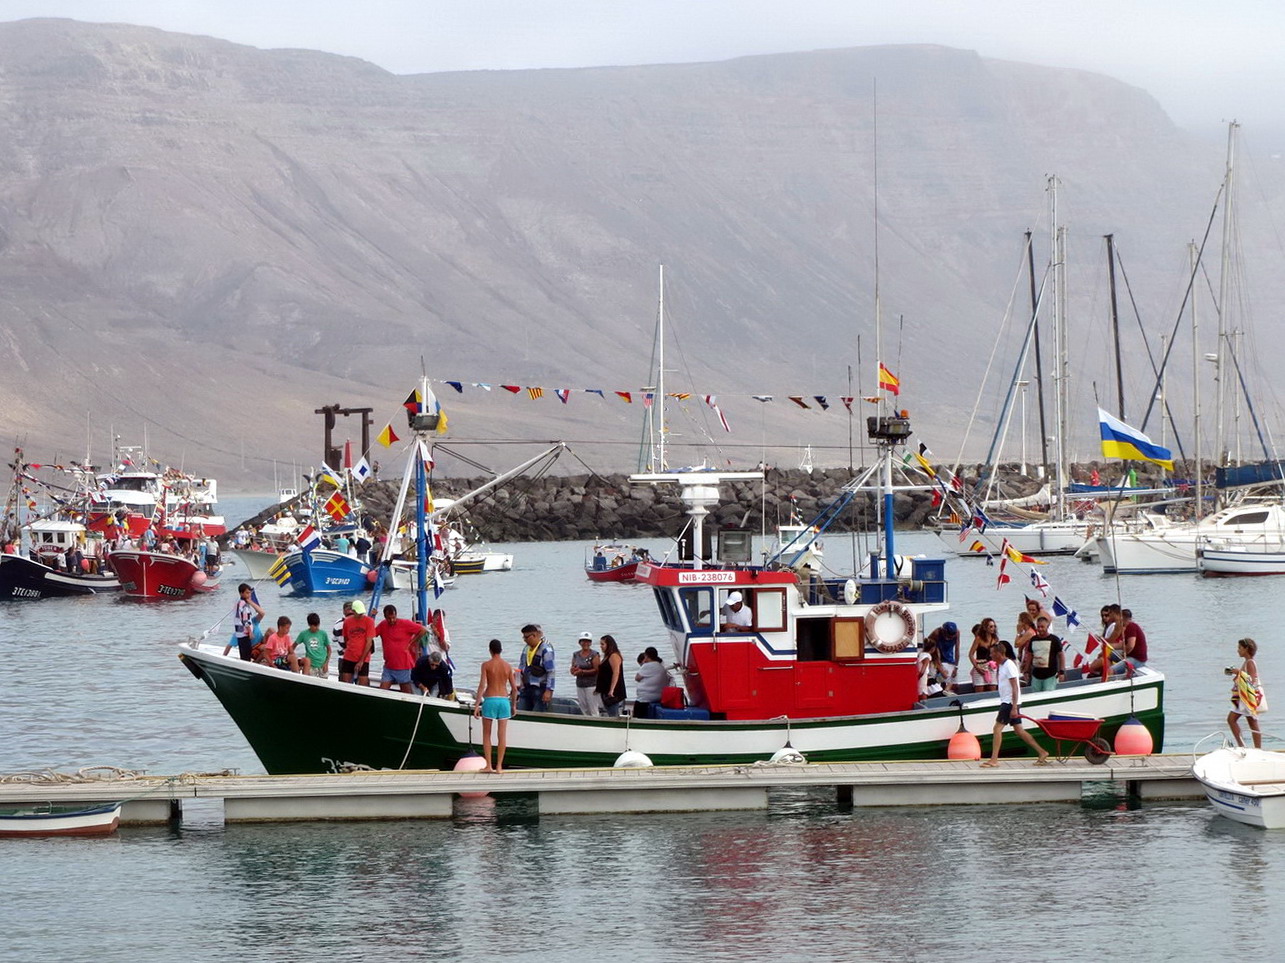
[1002,539,1048,565]
[878,363,900,395]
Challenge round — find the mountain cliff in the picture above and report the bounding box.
[0,19,1274,488]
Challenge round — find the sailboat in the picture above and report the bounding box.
[937,183,1100,558]
[1094,121,1285,574]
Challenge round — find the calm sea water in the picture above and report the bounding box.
[1,498,1282,961]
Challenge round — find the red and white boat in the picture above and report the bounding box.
[585,543,650,583]
[180,410,1166,774]
[0,802,121,838]
[111,549,218,600]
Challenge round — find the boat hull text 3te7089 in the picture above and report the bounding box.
[180,405,1165,774]
[111,550,218,600]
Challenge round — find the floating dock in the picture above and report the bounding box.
[0,755,1201,825]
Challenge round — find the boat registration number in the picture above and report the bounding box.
[677,571,737,584]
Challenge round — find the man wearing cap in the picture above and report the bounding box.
[720,591,752,632]
[926,622,960,695]
[517,624,556,712]
[412,650,455,700]
[339,599,376,686]
[569,632,602,717]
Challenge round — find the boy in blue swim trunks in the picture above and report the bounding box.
[474,639,518,772]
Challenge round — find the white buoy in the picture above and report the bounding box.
[768,746,807,765]
[614,750,654,768]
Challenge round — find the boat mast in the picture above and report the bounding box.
[1026,231,1051,482]
[1215,121,1237,467]
[1048,175,1068,518]
[1106,233,1125,419]
[1191,240,1203,520]
[657,263,666,472]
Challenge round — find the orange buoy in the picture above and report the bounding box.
[1113,717,1154,756]
[454,752,490,798]
[948,725,982,760]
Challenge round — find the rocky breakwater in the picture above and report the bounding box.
[230,461,1172,544]
[420,468,926,543]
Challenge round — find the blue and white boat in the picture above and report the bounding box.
[274,547,374,596]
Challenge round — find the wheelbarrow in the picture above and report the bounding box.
[1018,713,1113,764]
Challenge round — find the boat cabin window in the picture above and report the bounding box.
[679,588,714,631]
[1224,511,1270,527]
[754,587,786,632]
[655,588,684,632]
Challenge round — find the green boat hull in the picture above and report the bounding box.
[181,648,1165,774]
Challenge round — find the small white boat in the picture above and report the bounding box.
[0,802,122,838]
[1193,746,1285,829]
[1198,543,1285,577]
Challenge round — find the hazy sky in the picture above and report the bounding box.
[4,1,1282,137]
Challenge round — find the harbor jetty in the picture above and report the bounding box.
[0,756,1199,825]
[230,462,1171,544]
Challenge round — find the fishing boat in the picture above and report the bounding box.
[0,554,119,599]
[271,546,375,597]
[180,408,1165,774]
[0,802,122,838]
[585,543,650,583]
[110,549,217,600]
[1193,746,1285,829]
[0,465,120,598]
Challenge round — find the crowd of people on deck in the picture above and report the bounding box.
[915,597,1152,703]
[221,583,457,698]
[7,527,222,577]
[913,598,1160,767]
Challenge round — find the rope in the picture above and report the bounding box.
[397,697,429,770]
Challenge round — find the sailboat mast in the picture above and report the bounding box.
[1106,233,1125,419]
[1048,175,1068,518]
[1191,241,1203,521]
[1026,231,1051,481]
[657,264,666,472]
[1215,121,1238,466]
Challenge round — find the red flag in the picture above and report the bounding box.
[501,385,522,394]
[324,491,350,522]
[615,392,632,403]
[996,557,1010,588]
[789,397,811,409]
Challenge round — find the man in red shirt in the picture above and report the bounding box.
[339,599,377,686]
[374,603,426,693]
[1117,608,1149,673]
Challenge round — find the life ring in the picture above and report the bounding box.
[864,599,916,653]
